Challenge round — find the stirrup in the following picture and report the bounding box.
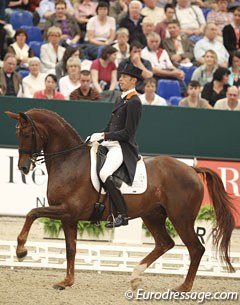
[105,214,128,228]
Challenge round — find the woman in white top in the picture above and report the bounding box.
[22,57,46,98]
[7,28,35,70]
[139,78,168,106]
[59,57,81,99]
[85,1,116,59]
[40,26,66,74]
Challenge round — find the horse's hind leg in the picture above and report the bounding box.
[53,220,77,290]
[170,218,205,292]
[130,212,175,290]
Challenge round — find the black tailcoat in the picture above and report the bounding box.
[103,91,142,184]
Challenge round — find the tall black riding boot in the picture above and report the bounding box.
[104,176,128,228]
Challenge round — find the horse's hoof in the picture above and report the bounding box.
[130,277,142,291]
[52,283,66,290]
[172,284,191,292]
[16,250,28,262]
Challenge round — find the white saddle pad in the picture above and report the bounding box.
[90,143,147,194]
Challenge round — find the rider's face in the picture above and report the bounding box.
[119,74,136,91]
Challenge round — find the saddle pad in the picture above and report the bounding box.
[90,144,147,194]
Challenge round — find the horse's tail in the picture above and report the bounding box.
[194,167,235,272]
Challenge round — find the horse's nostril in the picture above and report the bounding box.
[20,166,28,174]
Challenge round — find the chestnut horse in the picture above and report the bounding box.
[5,109,235,292]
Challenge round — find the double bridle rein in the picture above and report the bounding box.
[18,112,87,166]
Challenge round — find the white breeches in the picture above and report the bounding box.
[99,141,123,183]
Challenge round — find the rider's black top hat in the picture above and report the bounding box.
[120,64,143,80]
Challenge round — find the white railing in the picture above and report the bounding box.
[0,240,240,278]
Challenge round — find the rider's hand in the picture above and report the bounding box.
[88,133,104,143]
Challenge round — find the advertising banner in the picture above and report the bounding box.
[197,159,240,228]
[0,148,48,216]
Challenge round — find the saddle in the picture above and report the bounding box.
[89,144,147,225]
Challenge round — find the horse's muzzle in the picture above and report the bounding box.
[18,159,32,175]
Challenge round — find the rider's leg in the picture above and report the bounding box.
[99,144,128,228]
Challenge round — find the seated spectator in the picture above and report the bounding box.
[201,67,230,106]
[74,0,97,41]
[141,0,165,25]
[5,0,29,18]
[40,26,65,73]
[139,77,168,106]
[7,28,35,71]
[139,16,156,47]
[228,50,240,86]
[69,69,100,100]
[55,45,80,82]
[207,0,232,38]
[90,45,117,93]
[214,86,240,110]
[38,0,74,23]
[33,73,65,99]
[112,28,130,67]
[118,40,153,94]
[109,0,130,26]
[194,23,229,67]
[59,56,81,99]
[119,0,144,43]
[154,3,175,41]
[43,0,81,46]
[191,49,218,89]
[162,20,195,67]
[0,53,22,96]
[179,80,212,108]
[22,57,46,98]
[175,0,206,39]
[85,1,116,60]
[223,6,240,54]
[141,32,186,95]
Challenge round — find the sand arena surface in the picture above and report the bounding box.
[0,268,239,305]
[0,217,239,305]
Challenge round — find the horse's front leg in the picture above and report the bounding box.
[16,205,69,261]
[53,221,78,290]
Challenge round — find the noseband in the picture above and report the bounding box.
[18,113,42,165]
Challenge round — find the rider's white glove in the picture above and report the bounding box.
[88,132,104,143]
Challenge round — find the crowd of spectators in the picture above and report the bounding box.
[0,0,240,111]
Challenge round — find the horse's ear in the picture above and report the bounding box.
[5,111,20,120]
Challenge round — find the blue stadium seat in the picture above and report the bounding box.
[178,66,197,85]
[18,69,29,78]
[202,8,212,20]
[168,96,182,106]
[156,79,181,101]
[28,41,42,58]
[20,25,42,43]
[10,10,33,30]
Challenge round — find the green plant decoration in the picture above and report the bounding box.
[39,218,108,238]
[39,218,62,238]
[40,205,216,239]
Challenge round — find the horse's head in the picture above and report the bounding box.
[5,111,45,175]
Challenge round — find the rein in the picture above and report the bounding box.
[36,143,87,164]
[18,112,88,165]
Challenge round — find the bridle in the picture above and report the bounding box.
[17,112,88,167]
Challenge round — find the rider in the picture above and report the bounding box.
[88,64,143,228]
